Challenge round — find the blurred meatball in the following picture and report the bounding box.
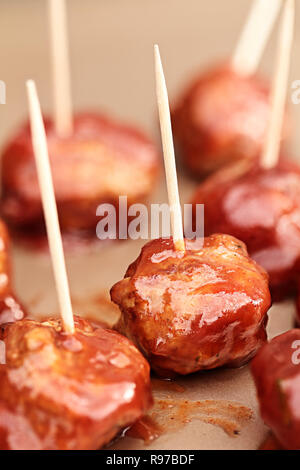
[0,218,25,325]
[0,316,152,450]
[172,65,284,177]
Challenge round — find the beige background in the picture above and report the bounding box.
[0,0,298,450]
[1,0,300,148]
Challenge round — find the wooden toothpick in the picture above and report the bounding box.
[48,0,73,137]
[26,80,75,334]
[154,44,185,252]
[232,0,282,76]
[261,0,294,169]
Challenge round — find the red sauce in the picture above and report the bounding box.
[0,296,25,327]
[172,64,273,177]
[0,316,152,450]
[259,434,284,450]
[8,225,108,253]
[192,158,300,300]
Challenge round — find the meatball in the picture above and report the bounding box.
[111,234,271,377]
[0,316,152,450]
[1,113,159,238]
[191,158,300,300]
[0,219,25,325]
[251,329,300,450]
[172,65,279,177]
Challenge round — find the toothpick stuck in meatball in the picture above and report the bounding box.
[111,234,271,377]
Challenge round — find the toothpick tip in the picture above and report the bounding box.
[26,79,34,89]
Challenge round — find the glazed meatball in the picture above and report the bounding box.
[1,113,159,238]
[0,219,25,325]
[296,285,300,327]
[252,329,300,450]
[191,158,300,300]
[111,234,271,377]
[172,65,280,177]
[0,316,152,450]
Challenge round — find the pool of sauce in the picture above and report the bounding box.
[124,378,253,445]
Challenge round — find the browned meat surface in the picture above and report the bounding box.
[172,64,282,178]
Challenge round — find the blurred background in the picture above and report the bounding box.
[0,0,300,153]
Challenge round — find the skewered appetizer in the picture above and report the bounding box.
[0,0,159,244]
[0,218,25,325]
[0,315,152,450]
[111,234,271,377]
[191,158,300,299]
[172,64,276,177]
[0,113,159,239]
[251,329,300,450]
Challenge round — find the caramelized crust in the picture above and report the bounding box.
[1,113,159,235]
[172,65,276,177]
[191,158,300,299]
[111,234,271,377]
[0,316,152,450]
[252,330,300,450]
